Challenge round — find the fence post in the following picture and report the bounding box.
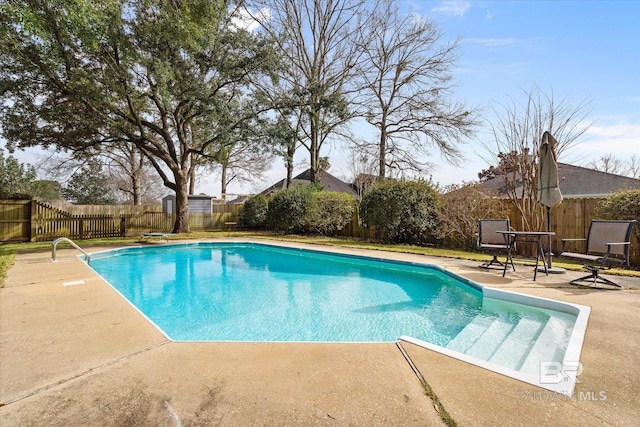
[29,200,37,242]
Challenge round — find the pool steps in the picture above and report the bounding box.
[519,320,564,374]
[489,317,544,370]
[445,315,496,352]
[465,316,516,361]
[445,313,562,374]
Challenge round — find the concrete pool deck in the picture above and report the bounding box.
[1,239,639,426]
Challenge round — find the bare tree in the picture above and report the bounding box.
[248,0,366,183]
[588,153,639,179]
[344,145,378,199]
[214,139,274,201]
[627,154,640,179]
[268,111,303,188]
[105,146,165,204]
[587,154,625,175]
[37,145,165,205]
[481,84,593,231]
[355,0,478,178]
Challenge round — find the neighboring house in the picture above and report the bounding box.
[259,169,359,198]
[225,195,252,204]
[480,162,640,198]
[162,194,216,214]
[352,173,378,199]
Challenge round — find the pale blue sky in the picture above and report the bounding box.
[261,0,640,195]
[6,0,640,197]
[388,0,640,186]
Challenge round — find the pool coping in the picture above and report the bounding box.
[85,240,589,397]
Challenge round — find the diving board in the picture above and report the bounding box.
[140,233,175,243]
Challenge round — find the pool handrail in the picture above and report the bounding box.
[52,237,90,263]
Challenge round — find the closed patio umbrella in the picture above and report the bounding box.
[537,131,564,272]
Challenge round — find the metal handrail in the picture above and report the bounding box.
[52,237,90,262]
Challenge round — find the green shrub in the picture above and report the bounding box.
[360,180,440,245]
[305,191,355,236]
[266,184,319,233]
[238,195,269,229]
[595,189,640,242]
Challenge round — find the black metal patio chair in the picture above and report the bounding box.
[477,219,514,270]
[559,219,636,288]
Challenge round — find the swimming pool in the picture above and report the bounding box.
[86,241,589,396]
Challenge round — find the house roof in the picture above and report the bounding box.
[480,162,640,198]
[259,169,358,197]
[226,195,251,204]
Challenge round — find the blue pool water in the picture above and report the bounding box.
[89,242,486,342]
[89,241,575,349]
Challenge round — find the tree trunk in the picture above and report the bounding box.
[379,121,387,178]
[130,148,142,205]
[188,163,196,195]
[132,178,141,205]
[220,164,227,201]
[309,110,320,183]
[286,143,295,188]
[172,170,190,233]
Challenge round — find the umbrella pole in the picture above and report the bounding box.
[545,205,566,274]
[547,206,553,268]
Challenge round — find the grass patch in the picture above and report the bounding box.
[423,382,458,427]
[0,251,15,288]
[397,341,458,426]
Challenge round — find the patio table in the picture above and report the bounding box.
[496,230,555,281]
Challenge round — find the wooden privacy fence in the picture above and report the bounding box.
[43,203,162,215]
[0,200,240,242]
[1,198,638,266]
[506,197,639,266]
[342,197,639,267]
[0,200,31,242]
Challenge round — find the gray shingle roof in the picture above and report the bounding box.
[259,169,358,197]
[479,163,640,198]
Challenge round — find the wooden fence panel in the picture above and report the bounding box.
[188,213,216,231]
[339,206,375,239]
[0,200,31,242]
[31,202,125,241]
[45,203,162,215]
[121,210,241,236]
[32,201,72,241]
[213,203,241,215]
[124,212,174,236]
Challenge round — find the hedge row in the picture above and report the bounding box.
[239,184,640,248]
[239,185,356,236]
[239,180,438,241]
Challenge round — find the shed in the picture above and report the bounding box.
[162,194,215,214]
